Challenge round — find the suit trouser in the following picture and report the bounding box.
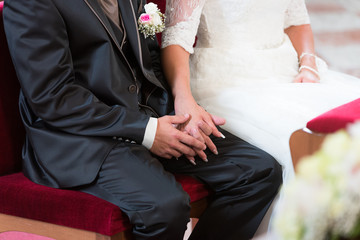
[80,128,282,240]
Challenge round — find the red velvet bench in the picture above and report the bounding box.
[0,1,210,239]
[290,98,360,170]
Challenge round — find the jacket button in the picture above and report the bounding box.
[128,85,137,94]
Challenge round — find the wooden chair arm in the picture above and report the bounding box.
[289,128,326,171]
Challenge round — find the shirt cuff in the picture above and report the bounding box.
[142,117,158,149]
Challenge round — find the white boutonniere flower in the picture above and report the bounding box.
[138,3,165,39]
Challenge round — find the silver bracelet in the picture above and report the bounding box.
[299,52,317,62]
[299,65,320,78]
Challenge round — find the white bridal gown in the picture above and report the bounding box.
[162,0,360,183]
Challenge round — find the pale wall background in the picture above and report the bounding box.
[306,0,360,77]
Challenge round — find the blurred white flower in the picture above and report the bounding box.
[274,122,360,240]
[144,2,158,15]
[151,13,162,26]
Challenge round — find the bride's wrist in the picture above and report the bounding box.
[298,52,320,78]
[174,93,196,106]
[300,57,317,68]
[299,52,316,62]
[299,52,318,68]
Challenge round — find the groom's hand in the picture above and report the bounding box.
[150,114,206,159]
[174,96,226,159]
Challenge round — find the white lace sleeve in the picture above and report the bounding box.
[161,0,206,54]
[284,0,310,29]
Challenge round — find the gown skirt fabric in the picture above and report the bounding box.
[190,35,360,182]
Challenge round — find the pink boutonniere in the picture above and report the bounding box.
[138,3,165,39]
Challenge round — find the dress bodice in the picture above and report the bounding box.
[162,0,310,53]
[197,0,288,49]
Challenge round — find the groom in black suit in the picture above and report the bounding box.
[3,0,282,239]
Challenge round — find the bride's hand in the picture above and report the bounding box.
[293,68,320,83]
[174,94,226,161]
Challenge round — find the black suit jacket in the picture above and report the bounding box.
[3,0,173,188]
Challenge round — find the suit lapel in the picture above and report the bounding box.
[84,0,164,90]
[118,0,164,89]
[83,0,123,52]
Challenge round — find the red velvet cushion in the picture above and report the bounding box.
[306,98,360,133]
[0,173,209,236]
[175,174,210,202]
[0,1,24,176]
[0,173,130,235]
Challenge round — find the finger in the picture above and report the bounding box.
[170,149,183,159]
[293,75,302,83]
[190,127,205,143]
[195,148,208,162]
[202,133,218,155]
[191,131,209,161]
[304,79,319,83]
[178,131,206,150]
[158,146,183,159]
[204,118,225,138]
[162,153,173,159]
[304,77,320,83]
[170,114,191,125]
[174,140,197,157]
[302,78,318,83]
[185,155,197,165]
[210,114,226,126]
[198,121,213,136]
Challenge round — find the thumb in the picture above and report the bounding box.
[170,113,191,124]
[211,114,226,126]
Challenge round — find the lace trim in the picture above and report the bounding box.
[284,0,310,28]
[161,23,197,53]
[161,0,205,53]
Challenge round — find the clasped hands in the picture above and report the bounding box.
[150,96,226,164]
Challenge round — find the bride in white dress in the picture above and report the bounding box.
[160,0,360,184]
